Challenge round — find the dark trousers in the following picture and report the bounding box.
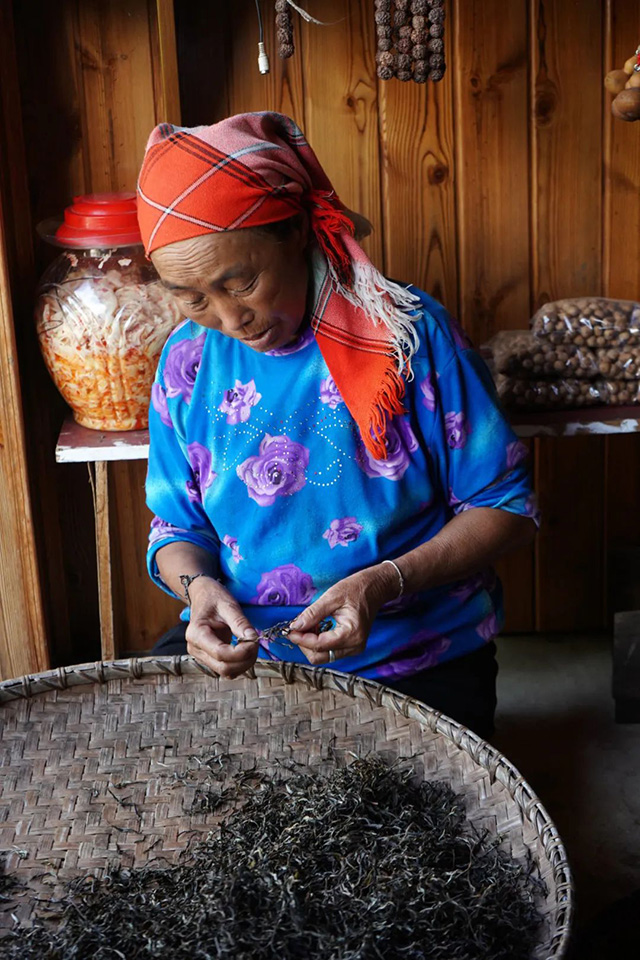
[151,624,498,741]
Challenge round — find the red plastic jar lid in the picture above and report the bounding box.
[38,192,143,249]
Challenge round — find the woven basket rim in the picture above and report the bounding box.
[0,655,573,958]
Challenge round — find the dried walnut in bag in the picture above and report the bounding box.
[498,376,640,411]
[490,330,599,379]
[532,297,640,347]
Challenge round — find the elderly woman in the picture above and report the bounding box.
[138,112,537,740]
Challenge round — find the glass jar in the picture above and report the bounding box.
[35,192,182,431]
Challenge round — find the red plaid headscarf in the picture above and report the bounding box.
[137,112,419,459]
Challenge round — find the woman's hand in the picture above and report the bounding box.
[287,564,397,665]
[186,576,259,679]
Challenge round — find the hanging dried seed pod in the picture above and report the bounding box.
[410,0,430,76]
[275,0,294,59]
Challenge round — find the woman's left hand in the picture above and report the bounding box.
[287,564,397,665]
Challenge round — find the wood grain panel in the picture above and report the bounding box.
[378,5,457,310]
[300,0,383,267]
[227,0,305,127]
[0,194,49,677]
[454,0,534,630]
[535,436,606,632]
[531,0,606,631]
[454,0,531,346]
[603,0,640,621]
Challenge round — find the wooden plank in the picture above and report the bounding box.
[149,0,181,124]
[300,0,383,267]
[75,0,159,190]
[454,0,531,346]
[227,0,306,128]
[535,436,605,632]
[603,0,640,623]
[454,0,534,631]
[92,463,116,661]
[530,0,606,631]
[0,195,49,679]
[378,3,457,309]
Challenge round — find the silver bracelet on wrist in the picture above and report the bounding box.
[179,573,208,605]
[381,559,405,599]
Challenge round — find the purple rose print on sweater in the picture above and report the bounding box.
[219,379,261,425]
[377,630,452,680]
[186,442,217,503]
[149,515,188,544]
[222,534,244,563]
[419,373,437,412]
[356,417,419,482]
[323,516,363,549]
[506,440,529,469]
[477,612,499,642]
[164,333,205,404]
[319,374,344,410]
[252,564,315,605]
[444,412,471,450]
[237,434,309,506]
[151,382,173,428]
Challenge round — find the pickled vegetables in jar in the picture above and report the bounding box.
[35,193,182,431]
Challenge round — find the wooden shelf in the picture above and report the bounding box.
[55,416,149,463]
[510,406,640,438]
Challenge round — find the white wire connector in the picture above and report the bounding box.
[258,41,270,74]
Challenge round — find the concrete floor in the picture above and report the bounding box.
[494,635,640,950]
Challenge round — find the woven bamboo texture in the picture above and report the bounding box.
[0,657,573,957]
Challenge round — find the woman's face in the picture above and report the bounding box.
[150,223,309,352]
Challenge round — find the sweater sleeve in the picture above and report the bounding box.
[145,366,220,599]
[412,297,539,524]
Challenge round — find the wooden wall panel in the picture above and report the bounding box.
[603,0,640,619]
[0,201,49,678]
[453,0,535,631]
[453,0,531,347]
[531,0,606,631]
[301,0,383,266]
[378,5,457,308]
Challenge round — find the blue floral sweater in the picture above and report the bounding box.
[146,287,537,680]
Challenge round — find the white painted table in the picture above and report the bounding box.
[55,407,640,661]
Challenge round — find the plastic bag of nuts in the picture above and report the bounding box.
[595,346,640,379]
[498,376,640,411]
[489,330,599,379]
[497,376,603,410]
[531,297,640,347]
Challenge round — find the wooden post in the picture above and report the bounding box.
[89,462,116,662]
[0,198,49,679]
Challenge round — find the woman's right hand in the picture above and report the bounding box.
[185,576,259,678]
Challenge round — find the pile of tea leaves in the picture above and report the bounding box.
[0,757,545,960]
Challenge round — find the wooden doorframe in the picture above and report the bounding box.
[0,193,49,679]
